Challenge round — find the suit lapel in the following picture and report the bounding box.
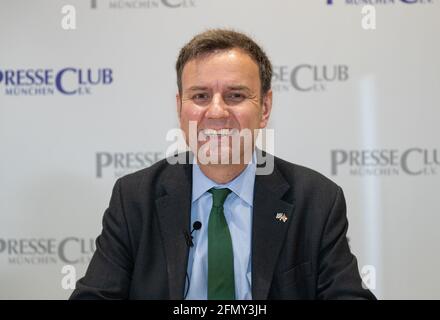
[155,154,193,299]
[252,153,295,299]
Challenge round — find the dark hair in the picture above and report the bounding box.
[176,29,272,98]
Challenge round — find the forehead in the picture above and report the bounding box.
[181,49,260,89]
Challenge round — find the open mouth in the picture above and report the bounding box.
[199,128,237,138]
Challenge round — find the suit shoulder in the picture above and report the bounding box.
[116,157,169,185]
[274,156,341,194]
[115,153,190,197]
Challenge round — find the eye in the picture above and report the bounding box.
[192,93,210,103]
[225,92,246,104]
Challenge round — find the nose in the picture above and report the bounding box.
[205,93,229,119]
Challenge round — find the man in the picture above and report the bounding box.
[70,29,375,300]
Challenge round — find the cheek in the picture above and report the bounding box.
[181,104,204,122]
[232,109,261,128]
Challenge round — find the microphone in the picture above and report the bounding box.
[184,221,202,299]
[184,221,202,248]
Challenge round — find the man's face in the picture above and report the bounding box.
[176,48,272,164]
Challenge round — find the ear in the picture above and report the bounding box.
[176,92,182,119]
[259,89,273,128]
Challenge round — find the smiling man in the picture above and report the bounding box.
[70,29,375,300]
[177,42,271,183]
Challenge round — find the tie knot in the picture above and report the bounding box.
[209,188,231,208]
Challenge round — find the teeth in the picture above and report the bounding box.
[202,128,234,136]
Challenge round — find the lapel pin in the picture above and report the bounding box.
[275,212,288,223]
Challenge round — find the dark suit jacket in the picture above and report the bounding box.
[70,151,375,300]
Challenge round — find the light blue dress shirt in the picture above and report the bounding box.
[185,153,256,300]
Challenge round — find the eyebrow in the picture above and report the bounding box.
[226,85,251,92]
[185,85,252,92]
[185,86,210,92]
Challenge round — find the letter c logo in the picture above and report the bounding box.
[55,68,77,95]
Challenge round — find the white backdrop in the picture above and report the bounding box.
[1,0,439,299]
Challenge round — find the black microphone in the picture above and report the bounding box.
[184,221,202,247]
[184,221,202,299]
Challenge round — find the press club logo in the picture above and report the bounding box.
[91,0,196,9]
[0,67,113,96]
[0,237,96,265]
[272,64,349,92]
[96,151,163,178]
[326,0,434,6]
[331,148,440,176]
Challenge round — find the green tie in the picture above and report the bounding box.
[208,188,235,300]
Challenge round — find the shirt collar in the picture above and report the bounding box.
[192,150,256,207]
